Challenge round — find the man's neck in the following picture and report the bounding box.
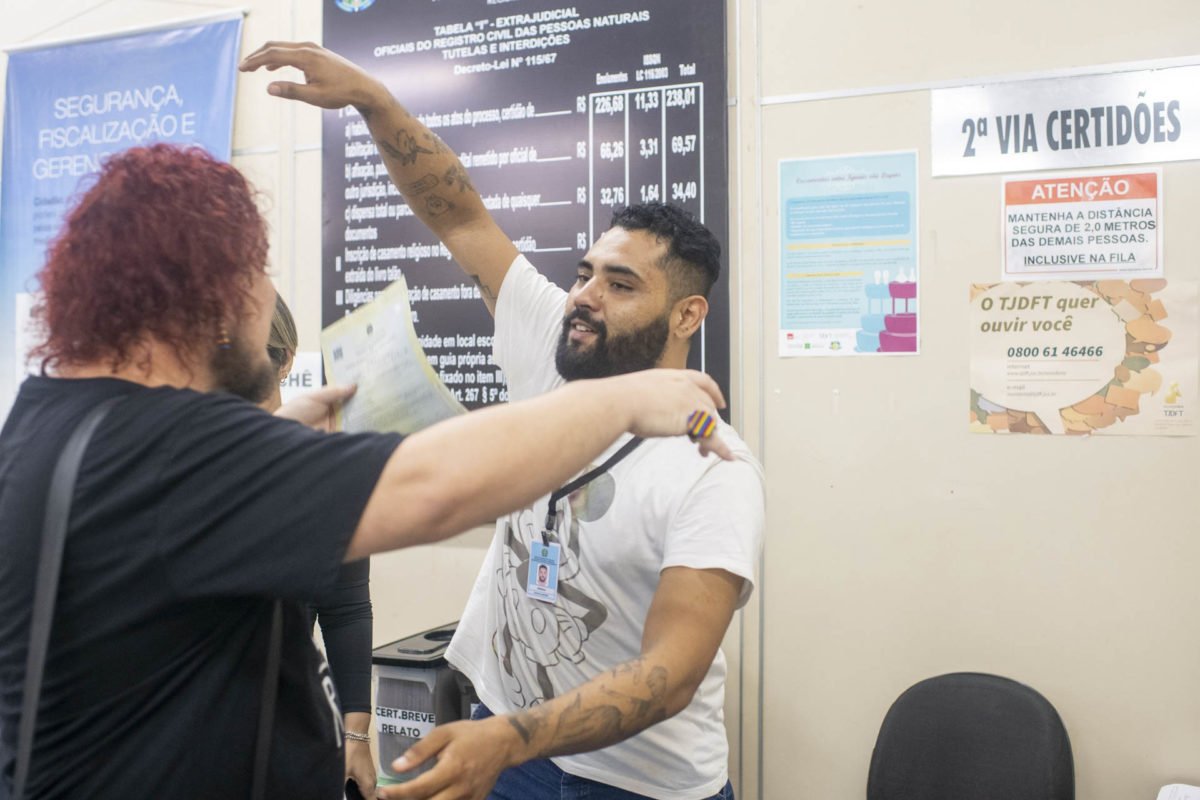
[655,343,691,371]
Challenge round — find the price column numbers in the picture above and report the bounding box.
[589,90,627,243]
[634,90,659,112]
[628,88,663,216]
[662,84,703,219]
[587,83,705,241]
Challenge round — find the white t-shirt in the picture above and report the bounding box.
[447,255,764,800]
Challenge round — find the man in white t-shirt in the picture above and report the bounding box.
[245,42,765,800]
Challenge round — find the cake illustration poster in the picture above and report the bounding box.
[778,151,919,357]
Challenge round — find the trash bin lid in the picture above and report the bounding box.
[372,621,458,667]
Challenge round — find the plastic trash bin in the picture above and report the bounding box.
[371,621,478,785]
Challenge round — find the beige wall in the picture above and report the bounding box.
[3,0,1199,797]
[739,1,1200,799]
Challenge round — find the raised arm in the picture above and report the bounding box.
[344,369,731,561]
[380,566,745,800]
[240,41,517,314]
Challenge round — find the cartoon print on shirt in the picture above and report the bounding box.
[490,464,618,708]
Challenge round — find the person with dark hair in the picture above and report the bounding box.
[261,292,378,797]
[245,43,764,800]
[0,143,733,800]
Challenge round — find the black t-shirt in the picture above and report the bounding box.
[0,377,401,799]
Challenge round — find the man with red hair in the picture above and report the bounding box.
[0,144,731,799]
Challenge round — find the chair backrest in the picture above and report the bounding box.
[867,672,1074,800]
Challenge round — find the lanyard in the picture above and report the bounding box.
[542,436,643,544]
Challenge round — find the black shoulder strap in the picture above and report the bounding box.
[14,397,119,798]
[251,600,283,800]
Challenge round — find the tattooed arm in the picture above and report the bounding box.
[378,566,744,800]
[240,41,518,314]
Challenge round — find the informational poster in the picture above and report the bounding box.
[778,151,919,357]
[931,64,1200,176]
[323,0,728,410]
[1002,168,1163,281]
[969,280,1197,436]
[0,13,243,411]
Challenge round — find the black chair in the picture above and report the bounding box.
[867,672,1074,800]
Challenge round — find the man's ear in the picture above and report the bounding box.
[672,295,709,340]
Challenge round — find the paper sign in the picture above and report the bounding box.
[778,151,919,357]
[375,706,435,739]
[1002,169,1163,280]
[278,351,322,406]
[969,280,1197,436]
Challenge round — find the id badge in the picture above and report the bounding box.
[526,541,561,603]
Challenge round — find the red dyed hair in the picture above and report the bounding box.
[32,144,268,372]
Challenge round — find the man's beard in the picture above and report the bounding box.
[555,307,670,381]
[210,336,277,404]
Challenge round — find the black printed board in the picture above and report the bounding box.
[323,0,728,409]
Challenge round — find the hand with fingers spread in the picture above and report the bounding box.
[377,717,519,800]
[239,40,389,113]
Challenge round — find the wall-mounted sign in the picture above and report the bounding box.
[1002,168,1163,281]
[932,65,1200,176]
[279,351,323,406]
[969,280,1196,436]
[778,151,919,357]
[323,0,729,408]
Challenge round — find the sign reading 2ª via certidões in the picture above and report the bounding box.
[932,65,1200,176]
[1002,168,1163,281]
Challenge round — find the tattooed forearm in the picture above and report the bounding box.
[554,696,624,743]
[424,195,454,217]
[402,173,440,195]
[505,659,672,761]
[379,129,434,166]
[469,274,497,304]
[443,163,475,194]
[507,702,552,745]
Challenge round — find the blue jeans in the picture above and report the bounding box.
[472,703,735,800]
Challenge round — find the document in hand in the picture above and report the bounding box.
[320,276,467,434]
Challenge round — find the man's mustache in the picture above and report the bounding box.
[562,308,607,339]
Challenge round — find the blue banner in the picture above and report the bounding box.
[1,14,243,409]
